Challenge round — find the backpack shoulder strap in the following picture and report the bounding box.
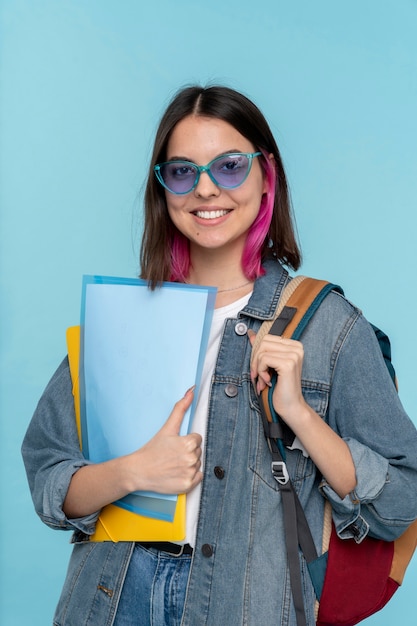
[254,277,343,626]
[371,323,398,389]
[251,276,342,365]
[270,276,342,340]
[255,276,342,446]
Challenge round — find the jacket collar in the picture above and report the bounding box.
[241,259,289,321]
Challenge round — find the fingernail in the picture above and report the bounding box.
[184,385,196,397]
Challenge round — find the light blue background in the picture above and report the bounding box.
[1,1,416,624]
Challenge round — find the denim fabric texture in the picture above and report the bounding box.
[113,544,191,626]
[22,259,417,626]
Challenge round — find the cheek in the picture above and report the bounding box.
[165,195,181,219]
[166,199,188,232]
[242,181,267,211]
[239,168,268,207]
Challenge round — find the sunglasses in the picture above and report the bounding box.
[154,152,262,195]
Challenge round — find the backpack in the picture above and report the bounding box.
[252,276,417,626]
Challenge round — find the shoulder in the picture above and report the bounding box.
[309,286,378,346]
[301,284,393,385]
[299,283,377,370]
[285,275,364,344]
[311,287,362,329]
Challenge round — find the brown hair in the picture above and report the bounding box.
[140,85,301,286]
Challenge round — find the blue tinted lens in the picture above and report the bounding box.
[158,161,198,194]
[210,154,251,188]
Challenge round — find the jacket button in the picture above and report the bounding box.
[234,321,248,336]
[224,383,238,397]
[201,543,213,557]
[214,466,225,479]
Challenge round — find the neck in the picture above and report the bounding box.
[215,283,253,308]
[187,259,247,291]
[186,253,254,308]
[186,241,256,307]
[188,240,246,285]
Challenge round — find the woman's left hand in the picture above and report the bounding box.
[248,329,357,498]
[248,329,307,428]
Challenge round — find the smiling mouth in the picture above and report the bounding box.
[193,209,231,220]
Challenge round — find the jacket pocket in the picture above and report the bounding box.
[248,382,329,491]
[54,541,133,626]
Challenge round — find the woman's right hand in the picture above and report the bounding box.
[126,386,203,495]
[63,387,203,519]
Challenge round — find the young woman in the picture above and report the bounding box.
[22,85,417,626]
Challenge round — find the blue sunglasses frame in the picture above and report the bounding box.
[154,151,262,195]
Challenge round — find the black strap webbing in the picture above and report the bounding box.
[257,278,339,626]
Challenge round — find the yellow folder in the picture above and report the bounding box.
[66,325,186,542]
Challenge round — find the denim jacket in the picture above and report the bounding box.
[22,260,417,626]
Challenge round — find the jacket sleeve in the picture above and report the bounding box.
[21,358,99,535]
[320,310,417,543]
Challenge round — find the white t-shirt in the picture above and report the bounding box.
[184,292,252,547]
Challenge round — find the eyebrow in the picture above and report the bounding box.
[166,150,245,163]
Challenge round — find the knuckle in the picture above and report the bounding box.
[184,436,196,452]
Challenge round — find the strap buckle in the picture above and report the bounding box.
[271,460,289,485]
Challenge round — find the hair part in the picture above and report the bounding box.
[140,85,301,287]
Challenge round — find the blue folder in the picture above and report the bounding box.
[79,275,216,522]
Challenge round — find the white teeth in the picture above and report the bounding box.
[194,210,229,219]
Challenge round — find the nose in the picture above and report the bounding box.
[194,170,220,198]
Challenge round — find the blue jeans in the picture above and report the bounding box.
[114,544,192,626]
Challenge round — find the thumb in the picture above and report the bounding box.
[247,329,259,380]
[247,328,257,346]
[161,386,195,435]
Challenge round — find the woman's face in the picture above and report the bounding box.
[164,115,268,261]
